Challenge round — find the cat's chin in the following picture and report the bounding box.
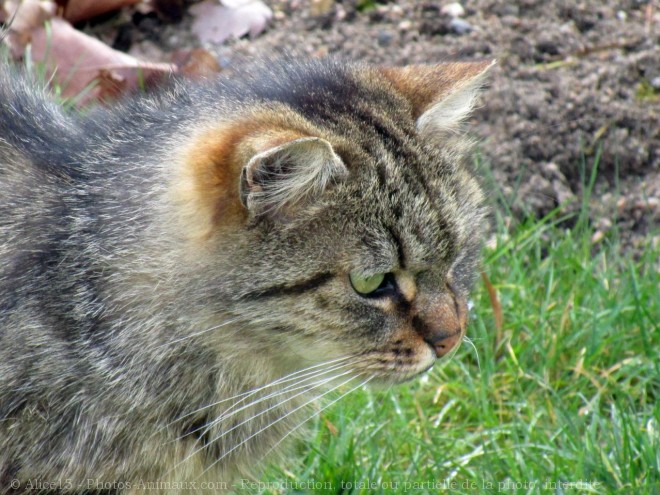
[369,364,435,386]
[360,354,437,385]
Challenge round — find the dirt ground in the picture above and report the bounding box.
[95,0,660,251]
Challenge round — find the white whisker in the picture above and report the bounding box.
[199,373,360,478]
[164,367,358,476]
[175,361,355,442]
[462,336,481,372]
[204,368,356,438]
[262,374,374,461]
[160,355,354,432]
[208,362,355,424]
[173,369,356,470]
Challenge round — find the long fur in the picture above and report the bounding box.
[0,58,491,494]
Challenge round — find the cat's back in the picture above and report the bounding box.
[0,67,86,321]
[0,65,84,208]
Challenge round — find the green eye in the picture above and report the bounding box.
[349,272,385,295]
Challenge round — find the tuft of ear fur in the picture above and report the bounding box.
[240,137,348,218]
[176,105,348,239]
[379,60,495,134]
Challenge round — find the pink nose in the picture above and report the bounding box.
[426,332,462,358]
[413,288,468,358]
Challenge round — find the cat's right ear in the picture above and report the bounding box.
[379,60,495,137]
[239,136,348,220]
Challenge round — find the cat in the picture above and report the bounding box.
[0,57,493,494]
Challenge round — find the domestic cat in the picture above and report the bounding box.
[0,57,492,493]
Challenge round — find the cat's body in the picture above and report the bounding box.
[0,58,492,493]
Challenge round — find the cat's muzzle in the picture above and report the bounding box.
[417,290,468,359]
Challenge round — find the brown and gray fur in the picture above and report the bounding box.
[0,57,493,493]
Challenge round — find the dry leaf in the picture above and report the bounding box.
[28,17,175,105]
[324,418,338,436]
[171,48,221,78]
[190,0,272,44]
[481,270,503,332]
[95,67,128,101]
[1,0,57,57]
[63,0,142,24]
[2,0,176,105]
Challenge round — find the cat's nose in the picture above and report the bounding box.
[413,289,468,358]
[429,332,463,358]
[426,331,462,358]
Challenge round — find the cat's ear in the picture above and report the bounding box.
[379,60,495,135]
[239,136,348,218]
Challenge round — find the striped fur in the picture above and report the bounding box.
[0,58,492,493]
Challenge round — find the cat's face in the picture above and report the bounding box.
[174,60,492,384]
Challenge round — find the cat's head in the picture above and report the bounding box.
[173,59,493,383]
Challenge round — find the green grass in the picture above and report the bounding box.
[244,175,660,494]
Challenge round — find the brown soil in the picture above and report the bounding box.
[94,0,660,250]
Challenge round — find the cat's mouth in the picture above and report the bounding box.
[379,361,437,385]
[353,342,440,384]
[354,325,465,384]
[365,364,435,385]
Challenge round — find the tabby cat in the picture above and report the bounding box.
[0,57,493,493]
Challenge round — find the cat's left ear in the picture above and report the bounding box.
[379,60,495,136]
[239,136,348,219]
